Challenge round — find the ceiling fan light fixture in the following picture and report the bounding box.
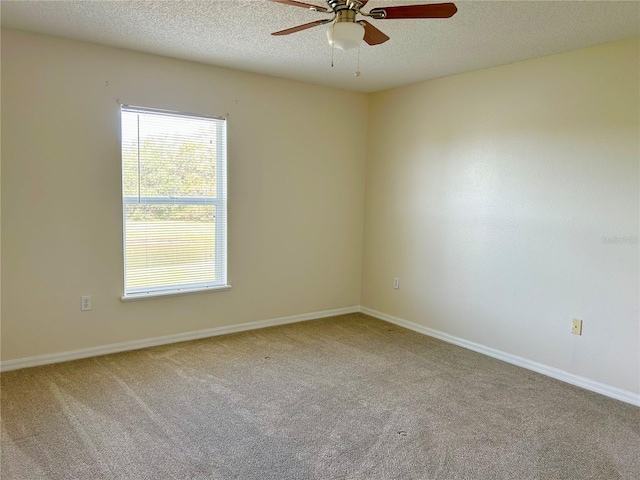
[326,21,364,50]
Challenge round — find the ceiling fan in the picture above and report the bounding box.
[270,0,458,50]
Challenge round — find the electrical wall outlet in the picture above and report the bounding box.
[571,318,582,335]
[81,295,92,311]
[393,277,399,289]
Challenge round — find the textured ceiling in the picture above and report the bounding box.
[2,1,639,92]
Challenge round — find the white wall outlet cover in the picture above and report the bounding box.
[81,296,92,311]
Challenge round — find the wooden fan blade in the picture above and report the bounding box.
[271,19,332,36]
[268,0,330,12]
[359,20,390,46]
[370,2,457,19]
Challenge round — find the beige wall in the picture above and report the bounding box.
[362,38,640,393]
[1,30,368,360]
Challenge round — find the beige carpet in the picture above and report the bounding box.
[1,313,639,479]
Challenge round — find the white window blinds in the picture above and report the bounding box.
[121,105,227,298]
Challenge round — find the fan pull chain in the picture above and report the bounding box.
[355,45,361,77]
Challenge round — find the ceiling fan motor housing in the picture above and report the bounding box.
[327,0,363,12]
[335,8,357,23]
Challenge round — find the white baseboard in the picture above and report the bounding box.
[360,307,640,408]
[3,304,638,408]
[0,306,360,372]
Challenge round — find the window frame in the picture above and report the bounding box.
[120,104,229,301]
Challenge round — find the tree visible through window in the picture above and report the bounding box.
[121,105,227,298]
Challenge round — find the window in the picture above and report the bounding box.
[120,105,228,299]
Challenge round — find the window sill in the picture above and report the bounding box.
[121,285,232,302]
